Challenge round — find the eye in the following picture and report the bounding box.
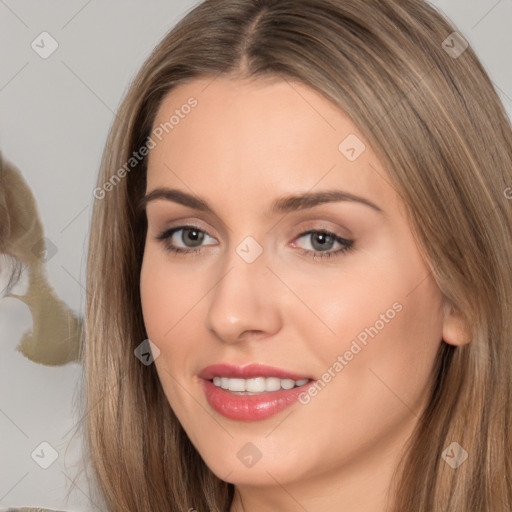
[293,229,354,260]
[155,225,354,261]
[156,225,216,255]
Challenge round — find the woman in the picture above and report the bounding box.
[83,0,512,510]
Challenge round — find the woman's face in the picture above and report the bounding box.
[140,76,447,493]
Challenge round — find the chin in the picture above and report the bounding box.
[196,443,309,487]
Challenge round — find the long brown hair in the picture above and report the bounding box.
[83,0,512,510]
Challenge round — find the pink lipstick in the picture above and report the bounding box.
[199,363,314,421]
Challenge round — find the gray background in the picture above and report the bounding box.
[1,1,511,510]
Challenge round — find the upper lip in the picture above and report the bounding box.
[199,363,313,381]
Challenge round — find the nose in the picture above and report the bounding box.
[205,242,282,344]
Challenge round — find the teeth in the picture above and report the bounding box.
[281,378,295,390]
[246,377,266,392]
[212,376,309,393]
[264,377,281,391]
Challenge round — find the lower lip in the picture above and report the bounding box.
[201,379,313,421]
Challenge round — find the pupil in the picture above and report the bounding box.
[184,228,204,246]
[312,233,333,251]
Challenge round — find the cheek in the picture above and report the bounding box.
[140,244,201,339]
[139,249,192,416]
[329,232,444,358]
[300,240,445,405]
[139,244,207,394]
[140,252,165,340]
[291,276,445,470]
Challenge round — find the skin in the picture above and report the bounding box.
[140,76,469,511]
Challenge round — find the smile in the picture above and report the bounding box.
[198,363,315,421]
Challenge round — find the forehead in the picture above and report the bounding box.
[146,76,401,216]
[150,76,352,159]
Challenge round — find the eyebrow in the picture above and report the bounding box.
[139,187,383,215]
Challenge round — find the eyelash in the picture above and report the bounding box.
[155,225,354,261]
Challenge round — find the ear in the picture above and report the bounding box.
[442,302,471,346]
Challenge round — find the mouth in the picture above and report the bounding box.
[199,363,315,421]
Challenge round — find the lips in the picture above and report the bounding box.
[198,363,315,421]
[198,363,313,381]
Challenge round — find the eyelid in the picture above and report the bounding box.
[292,220,352,239]
[153,217,218,237]
[146,208,228,240]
